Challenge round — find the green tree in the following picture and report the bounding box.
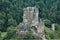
[0,31,2,40]
[3,26,16,40]
[43,19,52,28]
[44,27,59,39]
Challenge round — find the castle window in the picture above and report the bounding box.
[29,8,32,11]
[34,8,37,13]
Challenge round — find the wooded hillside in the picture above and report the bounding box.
[0,0,60,40]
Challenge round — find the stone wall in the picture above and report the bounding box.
[17,7,45,39]
[23,7,39,27]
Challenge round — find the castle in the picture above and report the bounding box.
[17,7,45,39]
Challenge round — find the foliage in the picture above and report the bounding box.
[23,31,41,40]
[3,27,16,40]
[43,19,52,28]
[55,24,60,31]
[55,24,60,38]
[0,0,60,32]
[44,27,60,39]
[0,31,2,40]
[0,0,60,39]
[1,32,7,38]
[2,29,41,40]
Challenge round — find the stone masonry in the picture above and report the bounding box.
[17,7,45,40]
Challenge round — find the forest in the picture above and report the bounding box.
[0,0,60,40]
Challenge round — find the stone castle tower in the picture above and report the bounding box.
[23,7,44,33]
[17,7,45,39]
[23,7,39,28]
